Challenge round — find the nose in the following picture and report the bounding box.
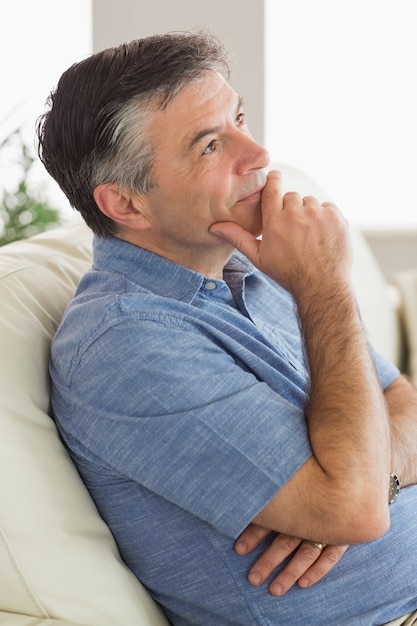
[235,131,270,175]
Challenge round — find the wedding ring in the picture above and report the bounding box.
[309,541,324,551]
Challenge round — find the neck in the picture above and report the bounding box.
[115,229,234,279]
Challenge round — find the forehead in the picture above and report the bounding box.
[150,71,240,155]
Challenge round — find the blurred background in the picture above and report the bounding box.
[1,0,416,272]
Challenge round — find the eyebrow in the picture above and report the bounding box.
[186,95,245,153]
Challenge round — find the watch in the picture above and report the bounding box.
[389,472,400,505]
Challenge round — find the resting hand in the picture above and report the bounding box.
[235,523,348,596]
[210,170,351,299]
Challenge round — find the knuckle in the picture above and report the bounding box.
[299,545,320,562]
[282,191,301,205]
[302,195,319,204]
[258,557,277,572]
[262,188,280,205]
[278,534,301,553]
[249,525,269,541]
[324,552,340,566]
[239,524,271,548]
[323,546,347,565]
[281,569,299,585]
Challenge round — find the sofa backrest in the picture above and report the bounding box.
[0,219,168,625]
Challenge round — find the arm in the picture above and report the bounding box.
[233,376,417,596]
[211,170,391,546]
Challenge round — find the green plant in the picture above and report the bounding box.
[0,126,61,246]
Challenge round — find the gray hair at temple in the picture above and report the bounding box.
[36,31,230,237]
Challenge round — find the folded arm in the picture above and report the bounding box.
[211,170,417,591]
[212,170,391,547]
[235,375,417,595]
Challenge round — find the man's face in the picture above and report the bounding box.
[132,71,270,276]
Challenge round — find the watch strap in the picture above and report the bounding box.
[389,472,400,505]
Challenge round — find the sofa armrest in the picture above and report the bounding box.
[0,611,92,625]
[393,267,417,385]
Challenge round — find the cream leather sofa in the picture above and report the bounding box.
[0,164,404,625]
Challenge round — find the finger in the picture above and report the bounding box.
[247,534,302,586]
[302,197,346,224]
[321,201,338,209]
[209,221,261,262]
[235,523,271,555]
[260,170,284,223]
[281,190,303,210]
[268,540,326,596]
[297,544,348,589]
[269,543,348,596]
[301,195,323,215]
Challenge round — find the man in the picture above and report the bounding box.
[37,31,417,625]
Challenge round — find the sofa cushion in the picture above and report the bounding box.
[0,220,168,625]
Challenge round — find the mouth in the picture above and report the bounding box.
[237,186,264,203]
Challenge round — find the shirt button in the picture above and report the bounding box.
[204,281,217,291]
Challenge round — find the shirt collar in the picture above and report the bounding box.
[92,235,255,303]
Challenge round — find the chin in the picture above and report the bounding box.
[236,207,262,236]
[246,217,263,238]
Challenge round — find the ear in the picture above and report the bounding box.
[93,184,152,231]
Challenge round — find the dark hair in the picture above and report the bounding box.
[36,31,230,237]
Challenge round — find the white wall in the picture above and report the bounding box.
[265,0,417,231]
[92,0,265,144]
[0,0,92,218]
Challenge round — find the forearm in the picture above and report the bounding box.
[253,270,392,542]
[385,375,417,487]
[294,280,391,529]
[253,280,392,543]
[212,172,392,543]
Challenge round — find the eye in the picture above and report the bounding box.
[235,112,246,126]
[202,140,217,155]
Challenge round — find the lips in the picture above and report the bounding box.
[238,186,264,203]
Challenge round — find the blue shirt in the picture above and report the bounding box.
[50,235,417,626]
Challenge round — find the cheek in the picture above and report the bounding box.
[199,165,233,197]
[160,167,234,224]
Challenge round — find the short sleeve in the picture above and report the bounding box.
[372,346,400,389]
[53,312,312,538]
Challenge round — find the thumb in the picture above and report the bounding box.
[210,222,260,263]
